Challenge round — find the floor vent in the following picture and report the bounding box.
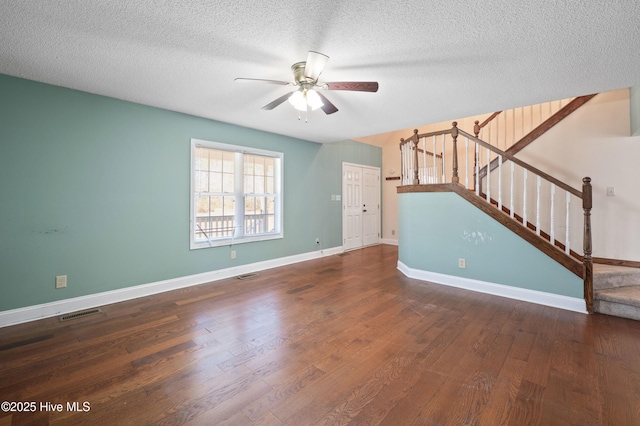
[337,253,350,257]
[59,308,102,322]
[236,273,259,280]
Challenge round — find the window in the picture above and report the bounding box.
[190,139,283,249]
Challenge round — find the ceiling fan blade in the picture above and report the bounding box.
[261,91,296,110]
[325,82,379,92]
[303,51,329,82]
[235,78,292,86]
[316,92,339,115]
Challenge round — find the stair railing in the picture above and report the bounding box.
[474,97,575,152]
[400,129,446,185]
[476,95,597,181]
[399,122,594,313]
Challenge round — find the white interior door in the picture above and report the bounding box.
[362,167,380,246]
[343,163,380,250]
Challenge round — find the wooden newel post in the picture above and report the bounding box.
[451,122,459,184]
[412,129,420,185]
[582,177,594,313]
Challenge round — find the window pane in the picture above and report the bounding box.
[210,195,223,215]
[254,156,264,176]
[244,196,254,213]
[265,158,274,176]
[244,155,254,175]
[195,147,207,171]
[266,197,275,214]
[196,195,210,215]
[210,171,222,193]
[222,172,234,193]
[266,177,274,194]
[255,175,265,194]
[195,171,208,192]
[223,151,234,173]
[245,175,254,194]
[210,150,222,172]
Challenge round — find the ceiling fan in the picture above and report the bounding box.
[235,51,378,116]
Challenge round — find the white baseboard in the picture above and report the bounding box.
[397,261,587,314]
[381,238,398,246]
[0,246,345,328]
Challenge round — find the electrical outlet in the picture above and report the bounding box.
[55,275,67,289]
[391,229,396,236]
[606,187,615,196]
[458,258,466,269]
[231,250,236,259]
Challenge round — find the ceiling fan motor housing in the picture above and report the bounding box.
[291,62,312,84]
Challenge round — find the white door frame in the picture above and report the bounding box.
[342,162,381,251]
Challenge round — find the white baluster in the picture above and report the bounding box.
[512,109,515,148]
[401,144,404,184]
[523,169,528,226]
[536,176,541,235]
[504,111,508,149]
[441,134,446,183]
[565,192,571,254]
[509,162,515,218]
[404,144,408,185]
[422,137,426,183]
[550,184,556,244]
[530,105,533,135]
[539,103,543,126]
[496,113,500,149]
[432,135,437,184]
[486,147,491,202]
[405,144,409,184]
[498,155,503,210]
[409,145,412,185]
[475,141,480,196]
[465,137,469,188]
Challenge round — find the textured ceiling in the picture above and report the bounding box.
[1,1,639,143]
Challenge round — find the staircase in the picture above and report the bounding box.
[594,264,640,320]
[397,94,640,320]
[399,97,599,313]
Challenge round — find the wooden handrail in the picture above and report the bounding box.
[476,111,502,131]
[506,94,597,156]
[400,128,452,146]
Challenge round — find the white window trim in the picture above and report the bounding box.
[190,138,284,249]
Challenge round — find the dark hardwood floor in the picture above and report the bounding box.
[1,245,639,425]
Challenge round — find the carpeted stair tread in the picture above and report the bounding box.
[593,264,640,290]
[595,286,640,308]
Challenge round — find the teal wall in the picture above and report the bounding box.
[398,192,582,298]
[0,74,381,311]
[631,85,640,136]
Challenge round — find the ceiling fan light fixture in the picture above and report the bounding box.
[306,89,324,110]
[288,90,307,111]
[288,89,324,112]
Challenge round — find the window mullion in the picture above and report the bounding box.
[234,152,244,239]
